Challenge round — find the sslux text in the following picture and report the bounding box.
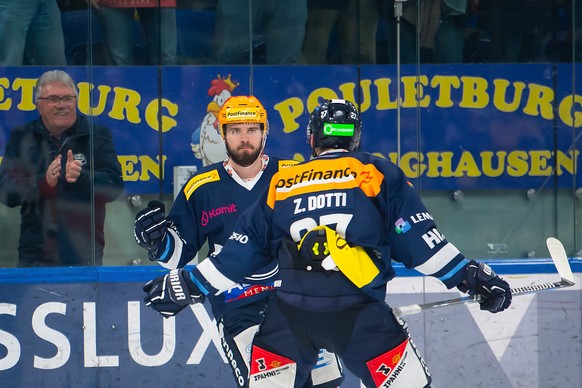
[0,302,224,370]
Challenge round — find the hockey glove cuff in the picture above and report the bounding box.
[134,200,167,252]
[143,269,205,318]
[457,260,512,313]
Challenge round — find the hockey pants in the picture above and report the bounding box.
[248,294,431,388]
[220,298,344,387]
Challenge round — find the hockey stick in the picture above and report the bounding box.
[392,237,576,317]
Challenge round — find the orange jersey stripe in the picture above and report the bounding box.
[267,157,384,208]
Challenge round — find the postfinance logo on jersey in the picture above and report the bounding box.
[184,169,220,200]
[278,159,299,169]
[267,157,384,207]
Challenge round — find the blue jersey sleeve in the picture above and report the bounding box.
[150,176,210,269]
[381,162,468,289]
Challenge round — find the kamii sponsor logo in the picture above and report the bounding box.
[200,203,237,226]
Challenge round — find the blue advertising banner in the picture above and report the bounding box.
[0,64,580,194]
[0,262,580,387]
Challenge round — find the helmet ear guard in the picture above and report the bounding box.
[306,99,361,156]
[217,95,269,138]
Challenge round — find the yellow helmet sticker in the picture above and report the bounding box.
[225,106,261,122]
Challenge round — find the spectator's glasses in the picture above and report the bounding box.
[38,95,77,104]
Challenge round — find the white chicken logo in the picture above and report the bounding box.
[191,74,240,166]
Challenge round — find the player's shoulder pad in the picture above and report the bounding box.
[277,159,299,170]
[183,168,221,200]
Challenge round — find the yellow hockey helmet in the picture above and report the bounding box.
[217,95,268,138]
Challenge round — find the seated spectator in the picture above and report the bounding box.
[0,70,124,267]
[0,0,67,66]
[89,0,177,65]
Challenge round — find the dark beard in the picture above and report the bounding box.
[227,144,261,167]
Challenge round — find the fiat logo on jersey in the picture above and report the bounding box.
[200,203,238,226]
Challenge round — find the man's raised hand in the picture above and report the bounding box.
[64,149,82,183]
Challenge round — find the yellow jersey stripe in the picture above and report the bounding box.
[184,169,220,200]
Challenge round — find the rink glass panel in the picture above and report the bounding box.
[0,1,579,267]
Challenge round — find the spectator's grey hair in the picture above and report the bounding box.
[34,70,79,103]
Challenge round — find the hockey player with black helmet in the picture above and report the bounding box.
[306,98,362,156]
[135,96,343,387]
[144,98,512,387]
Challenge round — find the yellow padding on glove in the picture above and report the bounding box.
[305,226,380,288]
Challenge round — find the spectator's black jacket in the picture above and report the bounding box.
[0,115,124,266]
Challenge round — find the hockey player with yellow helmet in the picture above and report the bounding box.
[135,96,344,387]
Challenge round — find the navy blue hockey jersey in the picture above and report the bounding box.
[152,155,297,317]
[191,151,470,303]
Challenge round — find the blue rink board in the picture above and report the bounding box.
[0,258,581,284]
[0,259,580,388]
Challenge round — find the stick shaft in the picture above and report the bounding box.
[392,279,573,317]
[392,237,575,318]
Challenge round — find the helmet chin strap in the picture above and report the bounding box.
[259,130,267,155]
[309,135,318,157]
[311,147,318,158]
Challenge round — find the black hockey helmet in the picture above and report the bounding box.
[306,99,361,155]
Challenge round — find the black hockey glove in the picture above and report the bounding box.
[457,260,512,313]
[134,200,167,251]
[143,269,205,318]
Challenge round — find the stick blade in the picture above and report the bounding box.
[546,237,575,284]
